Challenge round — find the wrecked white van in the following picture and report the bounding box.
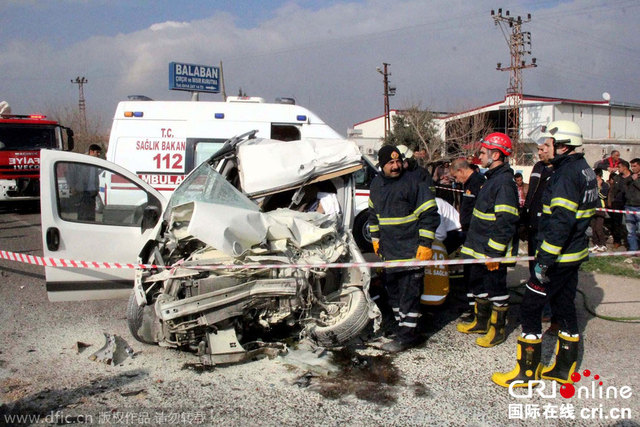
[40,132,380,365]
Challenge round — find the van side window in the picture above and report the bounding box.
[55,161,161,227]
[271,124,301,142]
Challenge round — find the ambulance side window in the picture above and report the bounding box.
[271,124,300,142]
[184,138,226,174]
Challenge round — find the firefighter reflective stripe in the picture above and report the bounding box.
[415,199,437,216]
[378,199,437,225]
[419,229,435,239]
[378,213,416,225]
[543,204,551,214]
[576,208,595,219]
[494,204,519,216]
[398,311,420,328]
[557,249,589,263]
[550,197,578,212]
[473,208,496,221]
[368,198,374,208]
[399,320,418,328]
[540,240,562,255]
[488,294,509,306]
[488,238,507,252]
[461,246,486,259]
[526,281,547,296]
[368,224,379,233]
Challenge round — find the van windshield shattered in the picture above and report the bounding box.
[167,160,258,212]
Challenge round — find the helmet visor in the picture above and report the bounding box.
[529,124,558,145]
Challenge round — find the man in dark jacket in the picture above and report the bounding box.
[521,137,554,275]
[368,145,440,353]
[493,120,597,388]
[595,149,621,173]
[451,157,486,314]
[608,160,630,249]
[624,158,640,251]
[457,132,519,348]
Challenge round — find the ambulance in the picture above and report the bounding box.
[105,96,343,200]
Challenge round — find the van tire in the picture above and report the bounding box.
[126,291,156,344]
[353,211,373,253]
[308,287,371,348]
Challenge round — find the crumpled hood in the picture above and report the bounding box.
[238,138,362,196]
[170,201,339,257]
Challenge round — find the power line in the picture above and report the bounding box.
[71,76,88,131]
[491,8,537,161]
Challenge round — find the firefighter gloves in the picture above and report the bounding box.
[416,245,433,261]
[485,261,500,271]
[534,263,550,283]
[372,239,380,256]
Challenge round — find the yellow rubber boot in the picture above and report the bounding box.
[541,332,580,384]
[456,298,491,334]
[492,336,542,388]
[476,305,508,347]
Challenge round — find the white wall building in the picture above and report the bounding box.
[352,95,640,167]
[440,95,640,166]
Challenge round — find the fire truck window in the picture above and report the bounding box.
[270,125,300,142]
[0,126,55,150]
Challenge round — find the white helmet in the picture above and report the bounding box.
[396,144,414,159]
[537,120,583,147]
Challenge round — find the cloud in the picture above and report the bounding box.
[149,21,190,32]
[0,0,639,136]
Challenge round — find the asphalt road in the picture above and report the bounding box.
[1,204,639,426]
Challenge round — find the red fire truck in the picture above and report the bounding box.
[0,111,74,201]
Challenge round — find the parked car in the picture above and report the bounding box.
[40,132,380,365]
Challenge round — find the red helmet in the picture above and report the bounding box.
[480,132,512,156]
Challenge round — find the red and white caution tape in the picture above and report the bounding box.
[2,249,640,271]
[0,250,156,270]
[596,207,640,215]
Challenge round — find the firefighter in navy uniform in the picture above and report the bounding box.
[493,121,597,388]
[368,145,440,353]
[456,132,519,348]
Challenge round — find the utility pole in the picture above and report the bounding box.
[376,63,396,140]
[491,9,537,162]
[71,76,88,131]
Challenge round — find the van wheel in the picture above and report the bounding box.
[353,211,373,253]
[308,287,371,348]
[126,291,157,344]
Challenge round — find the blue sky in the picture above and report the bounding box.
[1,0,639,135]
[1,1,349,47]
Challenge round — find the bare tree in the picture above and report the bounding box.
[445,112,494,159]
[46,105,108,154]
[384,104,445,164]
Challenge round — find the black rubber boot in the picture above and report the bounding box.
[476,305,508,347]
[492,336,542,388]
[456,298,491,334]
[541,332,580,384]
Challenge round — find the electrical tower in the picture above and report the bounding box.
[491,8,537,162]
[376,63,396,139]
[71,76,88,131]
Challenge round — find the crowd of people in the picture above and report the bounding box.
[368,120,602,388]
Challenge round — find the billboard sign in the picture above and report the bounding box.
[169,62,220,93]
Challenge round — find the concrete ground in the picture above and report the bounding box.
[0,208,639,426]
